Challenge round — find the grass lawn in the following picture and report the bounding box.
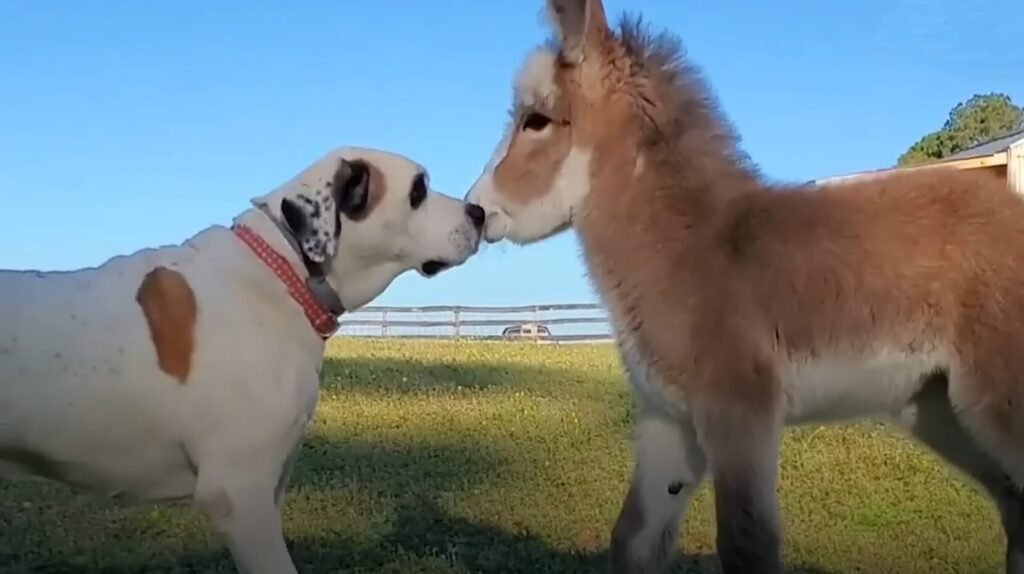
[0,339,1005,573]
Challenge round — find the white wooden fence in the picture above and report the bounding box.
[336,303,614,343]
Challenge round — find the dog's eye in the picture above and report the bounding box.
[521,112,552,132]
[409,173,427,209]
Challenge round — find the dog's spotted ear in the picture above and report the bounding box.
[279,158,371,264]
[280,191,335,264]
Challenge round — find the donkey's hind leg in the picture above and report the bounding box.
[897,374,1024,574]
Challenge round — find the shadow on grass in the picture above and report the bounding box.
[3,431,838,574]
[14,502,838,574]
[290,499,841,574]
[17,516,840,574]
[319,355,581,394]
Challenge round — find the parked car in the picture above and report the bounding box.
[501,322,551,340]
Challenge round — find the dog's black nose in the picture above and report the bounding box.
[465,203,486,230]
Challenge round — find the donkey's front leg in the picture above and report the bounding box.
[610,414,708,573]
[695,389,784,574]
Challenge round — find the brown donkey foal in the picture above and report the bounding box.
[465,1,1024,572]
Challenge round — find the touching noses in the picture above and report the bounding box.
[465,203,486,231]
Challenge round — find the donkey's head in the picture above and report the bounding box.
[466,0,744,245]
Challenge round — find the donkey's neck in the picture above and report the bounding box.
[574,107,760,339]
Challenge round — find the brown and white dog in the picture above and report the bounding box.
[0,146,483,573]
[465,1,1024,572]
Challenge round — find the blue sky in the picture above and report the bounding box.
[2,1,1022,307]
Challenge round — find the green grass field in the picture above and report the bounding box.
[0,339,1006,573]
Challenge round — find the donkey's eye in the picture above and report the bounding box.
[409,173,427,209]
[522,112,552,132]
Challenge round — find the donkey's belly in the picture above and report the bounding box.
[616,327,945,426]
[778,348,947,425]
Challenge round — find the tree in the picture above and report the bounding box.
[897,93,1024,167]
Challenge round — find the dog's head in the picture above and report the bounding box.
[253,147,484,310]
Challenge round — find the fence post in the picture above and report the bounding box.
[453,308,462,339]
[381,310,389,338]
[532,306,540,343]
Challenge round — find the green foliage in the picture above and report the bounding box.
[897,92,1024,167]
[0,339,1005,573]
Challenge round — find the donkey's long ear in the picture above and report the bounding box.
[547,0,609,64]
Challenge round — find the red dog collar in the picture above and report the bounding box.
[232,224,340,339]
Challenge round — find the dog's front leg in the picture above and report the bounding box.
[194,467,298,574]
[275,440,304,514]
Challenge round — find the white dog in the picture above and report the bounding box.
[0,146,484,573]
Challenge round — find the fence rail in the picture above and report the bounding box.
[337,303,614,343]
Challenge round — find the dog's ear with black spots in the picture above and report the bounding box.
[280,158,370,263]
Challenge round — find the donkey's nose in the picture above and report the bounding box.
[465,203,486,231]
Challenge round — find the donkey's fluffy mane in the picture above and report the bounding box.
[547,13,764,189]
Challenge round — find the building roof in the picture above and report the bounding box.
[814,129,1023,186]
[944,128,1024,160]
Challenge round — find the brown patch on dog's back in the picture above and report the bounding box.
[136,266,197,384]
